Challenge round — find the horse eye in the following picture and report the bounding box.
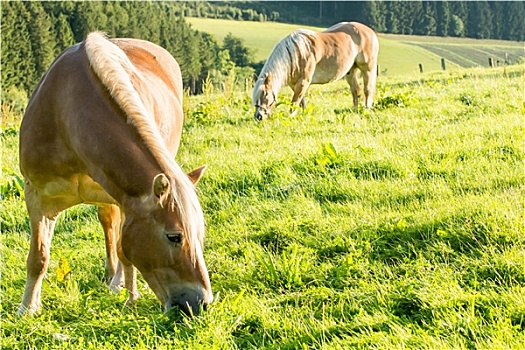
[166,232,183,244]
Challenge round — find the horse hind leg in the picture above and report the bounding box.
[97,205,123,291]
[345,66,361,108]
[362,66,377,108]
[98,206,138,303]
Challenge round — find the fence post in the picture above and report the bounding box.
[441,58,446,71]
[377,64,380,76]
[419,63,423,73]
[488,57,494,67]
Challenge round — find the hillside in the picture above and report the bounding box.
[187,17,524,76]
[3,64,524,349]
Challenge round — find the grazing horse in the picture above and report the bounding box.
[252,21,379,120]
[18,32,212,316]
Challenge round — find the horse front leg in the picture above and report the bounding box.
[123,264,140,306]
[116,219,140,306]
[97,205,123,291]
[18,183,71,316]
[18,213,57,316]
[290,79,310,116]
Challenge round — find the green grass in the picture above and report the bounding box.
[187,17,525,76]
[2,65,525,349]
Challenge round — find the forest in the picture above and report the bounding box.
[2,2,524,348]
[224,1,525,41]
[1,1,255,97]
[1,1,524,98]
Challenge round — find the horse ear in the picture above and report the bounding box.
[153,173,170,205]
[264,72,272,86]
[187,165,206,185]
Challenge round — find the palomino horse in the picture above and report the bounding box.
[253,21,379,120]
[18,32,212,316]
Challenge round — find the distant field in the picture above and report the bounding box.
[389,34,525,68]
[187,17,524,76]
[187,18,326,62]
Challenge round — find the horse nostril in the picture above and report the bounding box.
[170,292,208,316]
[178,302,193,316]
[176,300,205,316]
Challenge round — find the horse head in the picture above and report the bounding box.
[118,166,212,315]
[254,72,277,121]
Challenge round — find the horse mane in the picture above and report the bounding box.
[84,32,204,262]
[252,29,316,105]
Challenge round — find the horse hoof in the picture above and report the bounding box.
[17,303,40,317]
[109,283,124,294]
[124,292,141,306]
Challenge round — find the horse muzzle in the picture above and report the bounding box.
[254,107,269,121]
[165,287,211,316]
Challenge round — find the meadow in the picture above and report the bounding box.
[187,17,525,76]
[1,57,525,348]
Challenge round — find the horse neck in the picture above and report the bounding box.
[84,32,203,248]
[262,44,293,93]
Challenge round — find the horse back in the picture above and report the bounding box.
[322,21,379,66]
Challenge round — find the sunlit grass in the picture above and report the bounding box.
[1,65,524,349]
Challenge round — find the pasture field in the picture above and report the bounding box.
[187,17,525,76]
[1,65,525,349]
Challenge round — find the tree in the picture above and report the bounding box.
[385,1,400,34]
[435,1,451,37]
[450,15,465,37]
[417,2,437,36]
[411,1,427,35]
[1,1,36,92]
[26,1,56,80]
[503,1,525,41]
[217,50,235,75]
[395,2,414,35]
[449,1,468,36]
[55,14,75,55]
[70,1,107,42]
[222,33,254,68]
[198,32,220,75]
[466,1,492,39]
[135,3,161,44]
[165,16,203,94]
[359,1,386,33]
[103,2,129,38]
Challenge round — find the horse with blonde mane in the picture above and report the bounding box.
[18,32,212,316]
[252,21,379,120]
